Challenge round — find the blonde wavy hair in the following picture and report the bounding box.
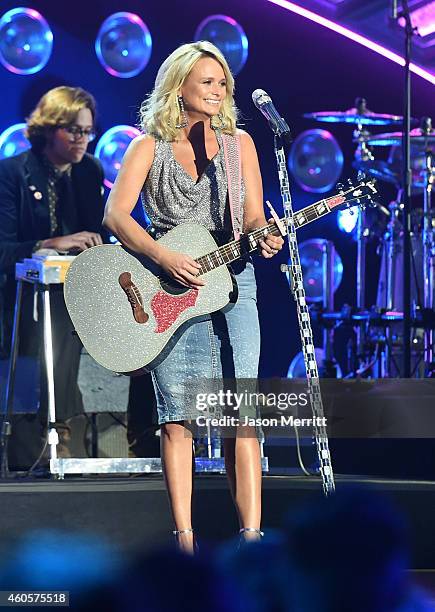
[139,41,238,141]
[26,86,96,150]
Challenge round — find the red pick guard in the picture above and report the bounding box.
[151,290,198,333]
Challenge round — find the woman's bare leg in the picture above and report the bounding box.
[160,421,195,553]
[223,426,262,541]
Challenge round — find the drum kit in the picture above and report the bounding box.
[303,97,435,377]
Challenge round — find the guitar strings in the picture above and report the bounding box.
[194,188,371,276]
[195,198,330,275]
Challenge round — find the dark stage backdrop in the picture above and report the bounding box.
[1,0,434,377]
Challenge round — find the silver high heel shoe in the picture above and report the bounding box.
[238,527,264,548]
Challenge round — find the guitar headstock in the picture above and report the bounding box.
[326,175,378,213]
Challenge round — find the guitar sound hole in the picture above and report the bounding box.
[158,275,191,296]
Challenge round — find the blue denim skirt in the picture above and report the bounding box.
[150,259,260,424]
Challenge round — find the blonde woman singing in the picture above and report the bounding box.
[104,41,283,554]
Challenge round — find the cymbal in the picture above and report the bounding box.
[367,128,435,147]
[304,107,404,126]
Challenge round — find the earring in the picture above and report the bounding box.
[211,112,226,131]
[175,95,188,129]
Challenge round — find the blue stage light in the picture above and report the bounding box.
[95,12,152,78]
[194,15,248,75]
[337,206,359,233]
[0,123,30,159]
[94,125,141,188]
[0,8,53,75]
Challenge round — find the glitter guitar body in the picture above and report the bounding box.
[64,179,377,373]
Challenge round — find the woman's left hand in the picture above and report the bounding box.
[259,219,284,258]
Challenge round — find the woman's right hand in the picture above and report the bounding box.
[157,247,205,289]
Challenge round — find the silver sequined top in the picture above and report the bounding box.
[141,133,244,234]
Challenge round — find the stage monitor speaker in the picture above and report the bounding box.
[90,413,129,458]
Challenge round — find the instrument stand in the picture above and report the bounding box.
[1,279,59,479]
[421,117,435,374]
[380,196,403,376]
[0,281,23,478]
[352,99,375,164]
[355,207,369,363]
[353,104,373,370]
[275,134,335,495]
[322,241,338,378]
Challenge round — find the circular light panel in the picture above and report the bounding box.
[94,125,141,188]
[0,123,30,159]
[95,12,152,78]
[288,129,343,193]
[194,14,248,75]
[0,8,53,75]
[285,238,343,302]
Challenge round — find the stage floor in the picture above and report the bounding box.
[1,474,435,571]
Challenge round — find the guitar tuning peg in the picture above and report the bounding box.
[347,178,353,186]
[357,171,366,181]
[336,182,344,191]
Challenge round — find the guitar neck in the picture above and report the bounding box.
[195,194,345,274]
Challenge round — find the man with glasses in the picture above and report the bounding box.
[0,86,106,469]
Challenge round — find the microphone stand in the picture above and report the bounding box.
[393,0,416,377]
[274,132,335,495]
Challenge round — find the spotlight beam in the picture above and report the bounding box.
[266,0,435,86]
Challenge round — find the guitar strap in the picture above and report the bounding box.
[221,132,242,241]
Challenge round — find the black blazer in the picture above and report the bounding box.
[0,149,106,274]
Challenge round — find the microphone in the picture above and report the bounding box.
[251,89,291,138]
